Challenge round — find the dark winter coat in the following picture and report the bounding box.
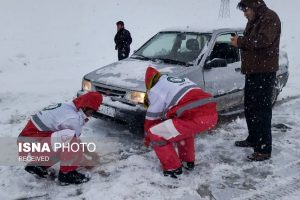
[237,0,281,74]
[114,28,132,53]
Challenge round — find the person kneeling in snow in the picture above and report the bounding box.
[18,92,102,185]
[144,66,218,178]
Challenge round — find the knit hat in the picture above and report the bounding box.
[73,92,102,111]
[237,0,266,12]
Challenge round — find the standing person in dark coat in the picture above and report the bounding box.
[231,0,281,161]
[114,21,132,60]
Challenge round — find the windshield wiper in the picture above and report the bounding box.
[155,58,192,67]
[132,55,193,66]
[131,54,151,61]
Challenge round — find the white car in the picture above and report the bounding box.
[78,27,289,127]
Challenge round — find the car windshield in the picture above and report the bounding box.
[132,32,211,65]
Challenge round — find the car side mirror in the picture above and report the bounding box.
[204,58,227,69]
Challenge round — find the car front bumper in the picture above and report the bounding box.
[77,90,146,125]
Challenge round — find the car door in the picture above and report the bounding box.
[203,32,244,112]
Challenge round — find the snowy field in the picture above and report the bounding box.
[0,0,300,199]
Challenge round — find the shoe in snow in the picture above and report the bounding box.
[58,170,90,185]
[182,161,195,170]
[235,140,255,148]
[247,152,271,162]
[163,167,182,179]
[25,165,48,178]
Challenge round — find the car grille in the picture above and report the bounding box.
[95,85,127,97]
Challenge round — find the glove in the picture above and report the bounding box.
[82,150,100,169]
[81,152,100,169]
[144,136,151,148]
[88,151,100,164]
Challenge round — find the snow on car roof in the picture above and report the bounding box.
[160,25,244,33]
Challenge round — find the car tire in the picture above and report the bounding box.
[128,123,144,135]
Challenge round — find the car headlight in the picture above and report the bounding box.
[82,79,92,92]
[125,91,146,104]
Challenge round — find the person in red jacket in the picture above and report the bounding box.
[144,66,218,178]
[18,91,102,185]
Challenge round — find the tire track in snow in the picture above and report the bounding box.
[232,161,300,200]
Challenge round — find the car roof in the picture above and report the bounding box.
[160,26,244,34]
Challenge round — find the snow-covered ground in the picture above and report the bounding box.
[0,0,300,199]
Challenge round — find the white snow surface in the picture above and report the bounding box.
[0,0,300,199]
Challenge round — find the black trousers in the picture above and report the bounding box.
[244,72,276,154]
[118,49,130,61]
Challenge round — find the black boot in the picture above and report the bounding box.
[25,165,48,178]
[58,170,90,185]
[163,167,182,179]
[235,140,255,148]
[182,161,194,170]
[247,152,271,162]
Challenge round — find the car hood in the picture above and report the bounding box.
[84,58,189,92]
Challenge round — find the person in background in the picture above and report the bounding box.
[114,21,132,60]
[143,66,218,178]
[231,0,281,161]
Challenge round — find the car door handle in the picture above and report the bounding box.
[235,67,241,72]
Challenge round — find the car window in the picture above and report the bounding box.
[210,33,240,64]
[141,33,177,57]
[237,32,244,37]
[134,32,211,64]
[176,34,210,62]
[179,34,210,53]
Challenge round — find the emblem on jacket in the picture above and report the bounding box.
[167,77,185,83]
